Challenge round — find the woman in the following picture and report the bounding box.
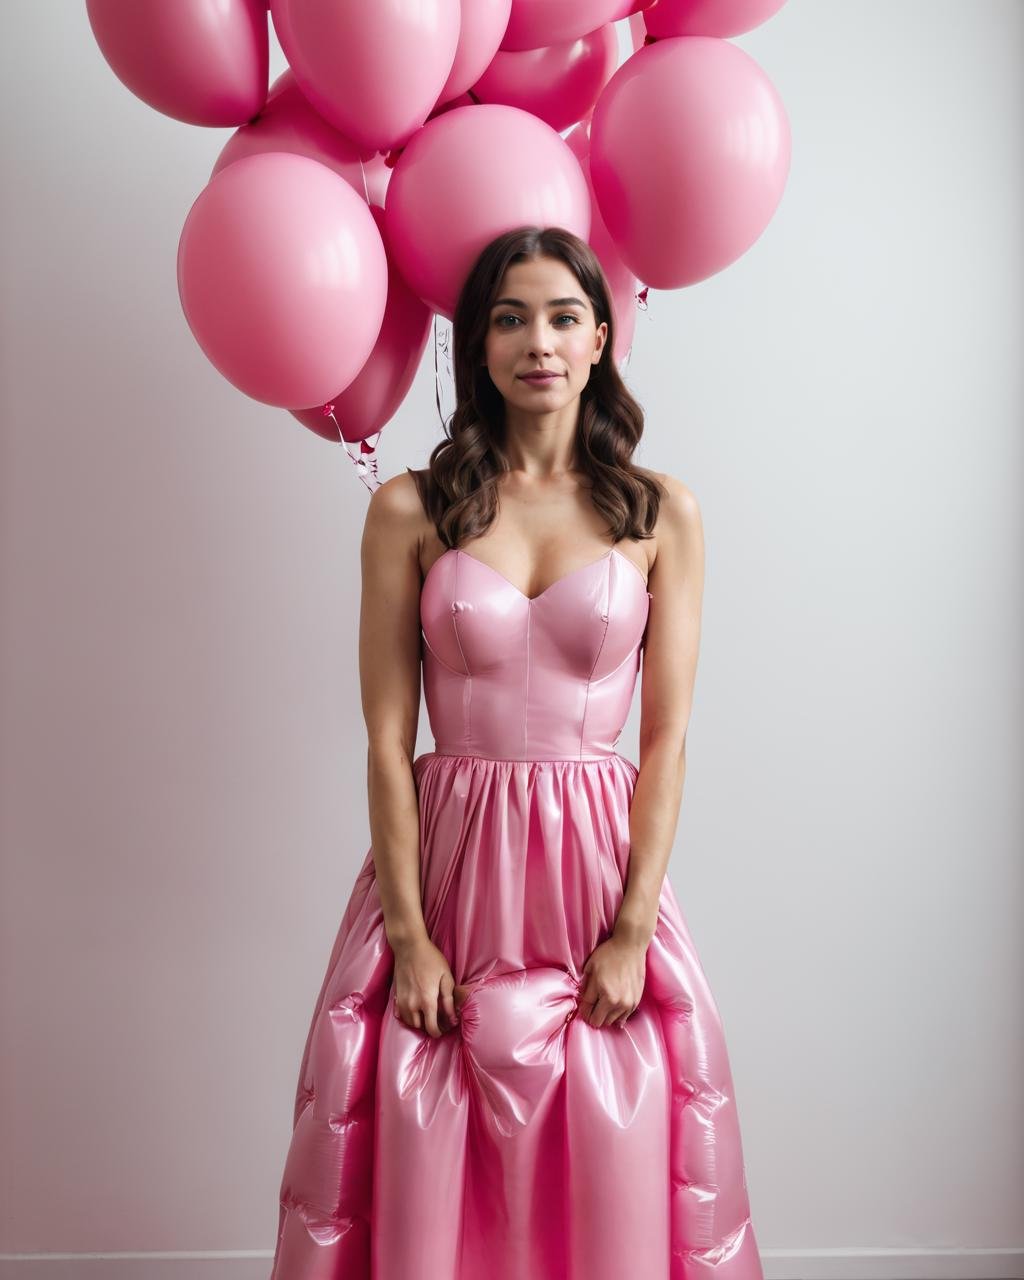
[269,226,762,1280]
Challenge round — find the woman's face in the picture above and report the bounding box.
[482,256,608,414]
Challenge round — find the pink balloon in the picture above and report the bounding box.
[564,125,638,365]
[213,70,395,204]
[86,0,268,126]
[500,0,625,51]
[177,153,388,408]
[270,0,461,152]
[471,24,618,133]
[608,0,656,17]
[644,0,787,38]
[290,207,433,443]
[212,69,374,192]
[437,0,513,106]
[590,37,790,288]
[384,104,591,320]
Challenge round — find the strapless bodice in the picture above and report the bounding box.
[420,547,652,761]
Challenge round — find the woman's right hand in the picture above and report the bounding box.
[390,934,459,1038]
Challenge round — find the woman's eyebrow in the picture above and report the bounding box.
[491,296,586,309]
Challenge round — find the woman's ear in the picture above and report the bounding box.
[593,321,609,362]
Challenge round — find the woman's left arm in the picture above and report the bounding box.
[613,474,705,948]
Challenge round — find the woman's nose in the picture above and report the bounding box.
[526,330,554,356]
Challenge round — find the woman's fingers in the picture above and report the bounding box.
[582,994,619,1028]
[398,991,635,1032]
[588,997,616,1029]
[394,978,463,1037]
[581,994,638,1028]
[422,1002,443,1037]
[438,975,458,1031]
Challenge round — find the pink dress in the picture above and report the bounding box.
[270,546,763,1280]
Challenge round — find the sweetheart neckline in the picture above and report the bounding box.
[422,546,649,604]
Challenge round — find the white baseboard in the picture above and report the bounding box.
[0,1247,1021,1280]
[762,1249,1024,1280]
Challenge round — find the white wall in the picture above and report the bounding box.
[1,3,1021,1278]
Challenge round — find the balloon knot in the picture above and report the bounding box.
[321,403,335,417]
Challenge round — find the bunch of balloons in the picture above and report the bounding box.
[86,0,791,448]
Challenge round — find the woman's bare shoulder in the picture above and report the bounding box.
[362,472,434,578]
[633,467,701,531]
[364,471,431,534]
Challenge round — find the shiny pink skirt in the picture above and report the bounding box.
[271,751,762,1280]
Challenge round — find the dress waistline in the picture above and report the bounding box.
[427,747,623,764]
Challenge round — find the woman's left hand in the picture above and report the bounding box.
[577,935,648,1029]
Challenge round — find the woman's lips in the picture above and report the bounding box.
[519,373,562,383]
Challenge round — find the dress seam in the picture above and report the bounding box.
[420,630,464,676]
[450,554,473,750]
[578,555,613,760]
[423,750,627,764]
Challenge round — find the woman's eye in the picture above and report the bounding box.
[495,314,579,327]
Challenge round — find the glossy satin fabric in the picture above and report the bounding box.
[270,547,763,1280]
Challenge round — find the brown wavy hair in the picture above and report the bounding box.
[407,225,665,549]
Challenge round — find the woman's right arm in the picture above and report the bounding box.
[358,474,457,1038]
